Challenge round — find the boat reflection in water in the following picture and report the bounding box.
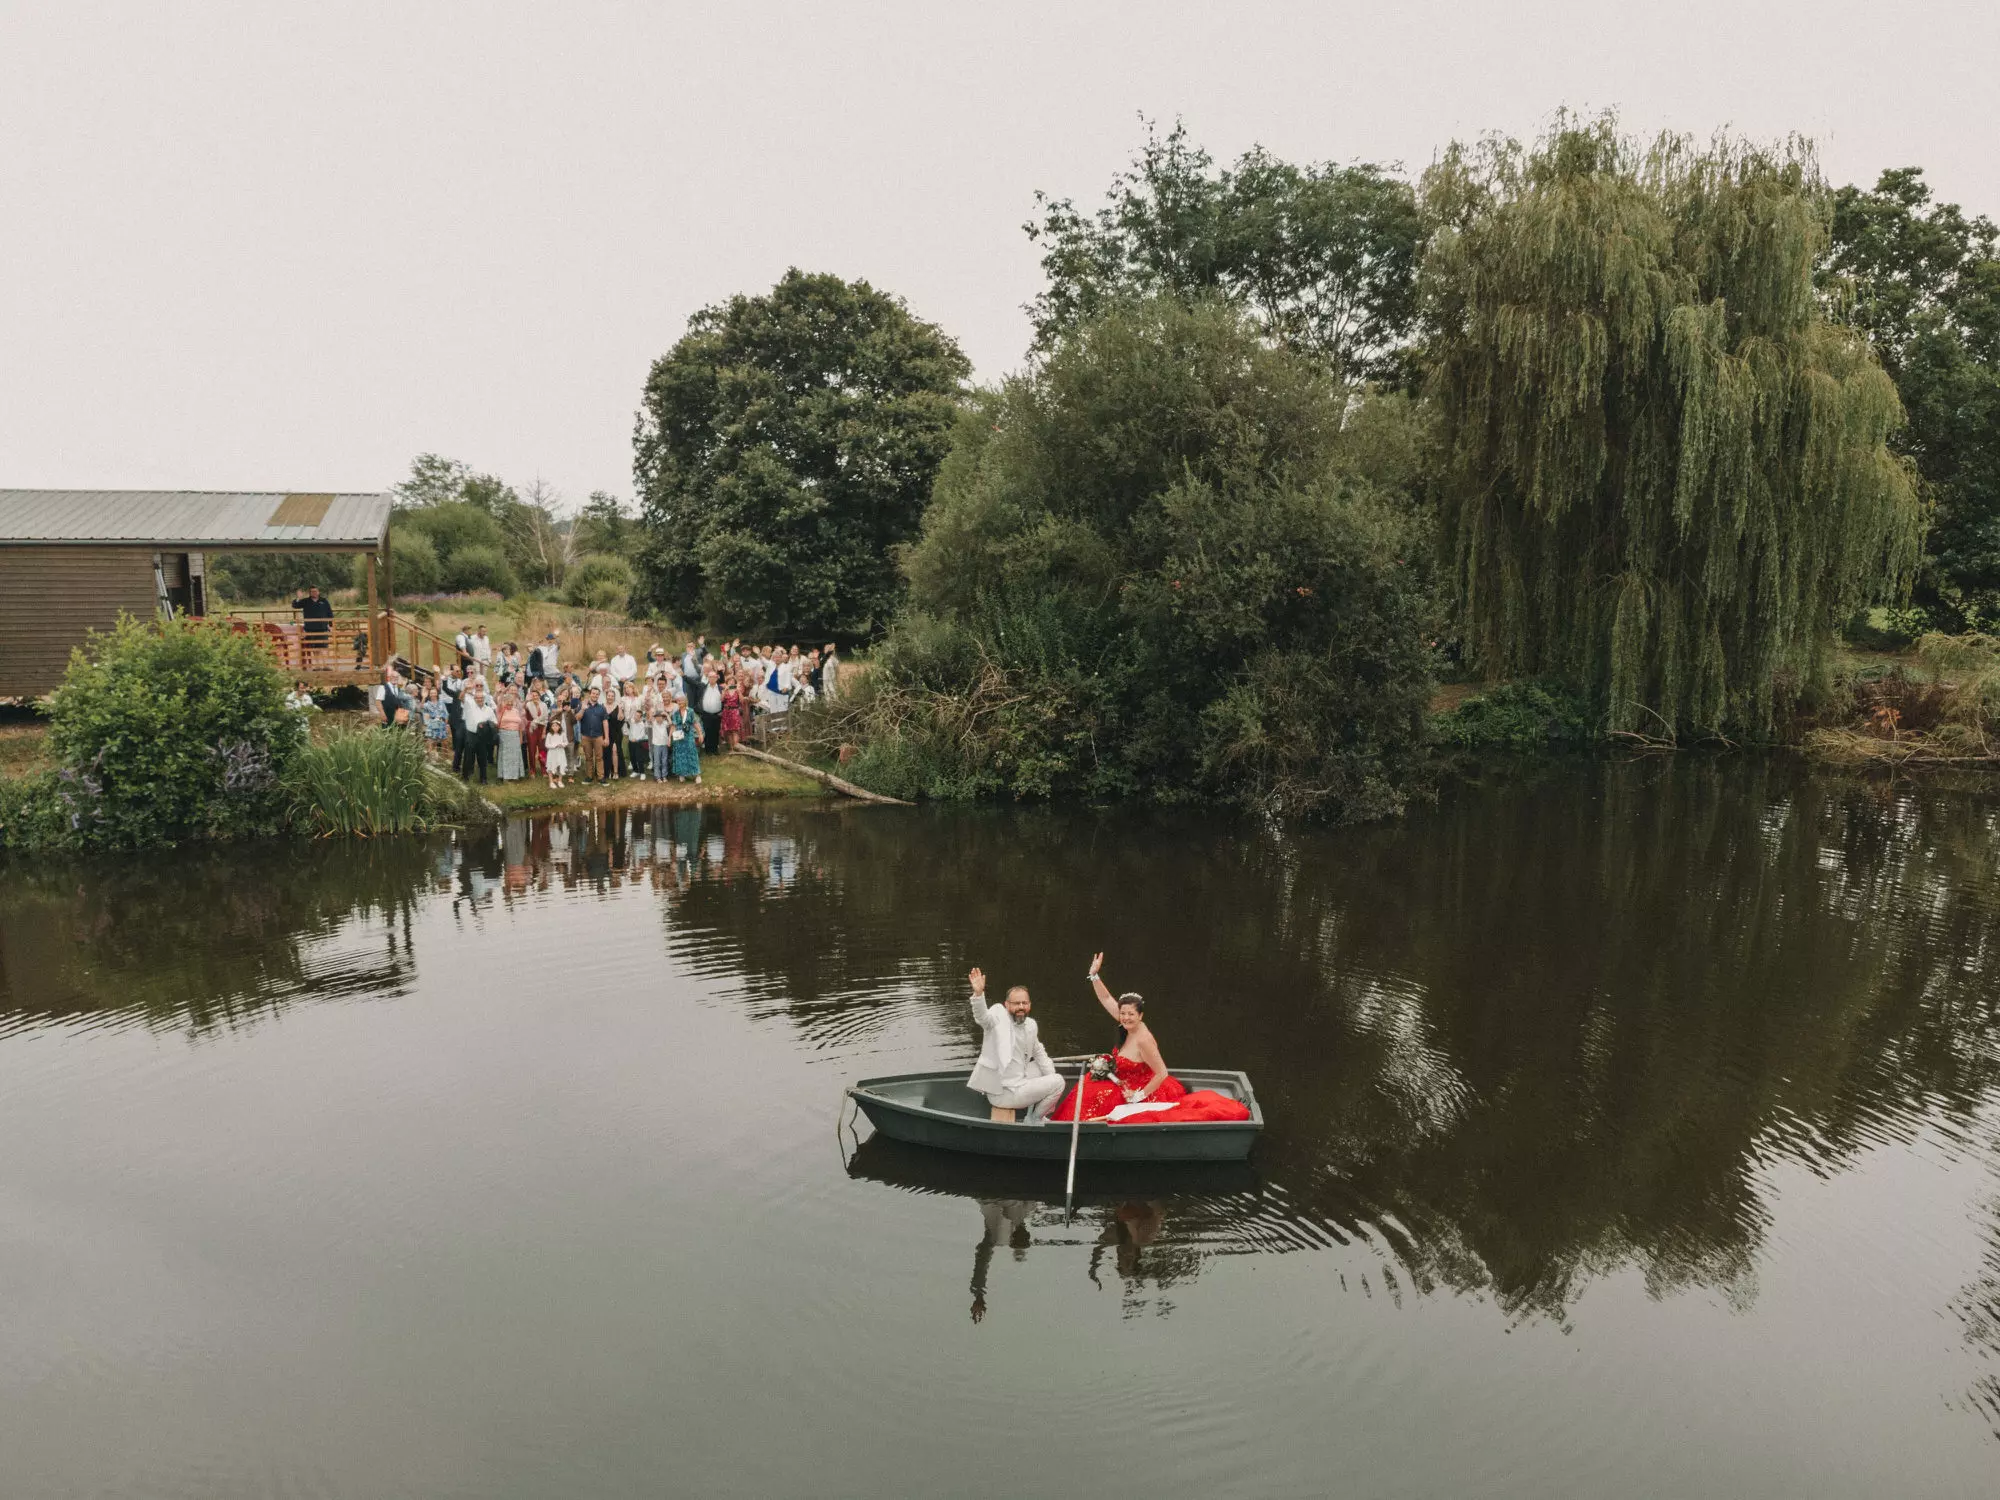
[846,1132,1259,1321]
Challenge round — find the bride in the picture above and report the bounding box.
[1047,953,1251,1125]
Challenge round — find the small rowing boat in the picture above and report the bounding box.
[847,1068,1262,1162]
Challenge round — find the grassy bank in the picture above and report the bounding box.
[1425,635,2000,770]
[0,712,828,812]
[475,751,826,812]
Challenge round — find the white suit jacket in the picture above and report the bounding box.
[966,992,1054,1095]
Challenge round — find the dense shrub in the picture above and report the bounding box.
[802,299,1436,821]
[440,543,519,596]
[347,528,441,596]
[13,615,305,850]
[353,502,508,598]
[1432,681,1600,751]
[0,771,76,851]
[213,552,351,602]
[400,500,507,560]
[287,728,480,836]
[564,553,636,611]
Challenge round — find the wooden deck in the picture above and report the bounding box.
[228,608,462,687]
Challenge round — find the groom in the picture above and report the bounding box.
[965,967,1063,1124]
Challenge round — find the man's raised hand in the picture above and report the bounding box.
[969,966,986,995]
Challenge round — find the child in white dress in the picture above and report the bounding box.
[544,710,571,789]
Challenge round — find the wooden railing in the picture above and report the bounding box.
[376,612,464,678]
[225,607,509,685]
[224,609,377,674]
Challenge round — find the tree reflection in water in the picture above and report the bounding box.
[0,838,437,1036]
[2,761,1996,1432]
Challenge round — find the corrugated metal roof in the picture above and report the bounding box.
[0,490,392,548]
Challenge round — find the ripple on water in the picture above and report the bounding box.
[4,775,2000,1497]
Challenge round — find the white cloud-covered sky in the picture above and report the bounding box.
[2,0,1994,504]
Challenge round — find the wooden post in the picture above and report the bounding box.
[382,533,395,666]
[366,551,381,667]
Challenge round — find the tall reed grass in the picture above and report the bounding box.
[286,728,477,836]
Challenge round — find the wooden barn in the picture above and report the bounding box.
[0,490,394,700]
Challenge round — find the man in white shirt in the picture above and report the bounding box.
[610,647,638,685]
[471,627,493,667]
[459,680,499,783]
[964,967,1062,1124]
[698,668,724,752]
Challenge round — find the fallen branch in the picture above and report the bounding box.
[1803,727,2000,768]
[731,744,914,805]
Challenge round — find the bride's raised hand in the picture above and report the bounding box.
[1088,952,1104,979]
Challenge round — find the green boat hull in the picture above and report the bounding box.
[848,1069,1261,1162]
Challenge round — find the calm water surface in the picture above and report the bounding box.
[2,761,1997,1498]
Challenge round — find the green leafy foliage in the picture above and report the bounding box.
[1827,169,2000,630]
[395,453,520,518]
[392,455,610,592]
[804,298,1435,821]
[632,269,970,640]
[573,492,635,556]
[563,553,636,611]
[1423,116,1925,739]
[1027,119,1423,381]
[1432,682,1600,750]
[209,552,350,603]
[440,543,518,596]
[12,615,305,850]
[358,501,517,596]
[286,728,479,836]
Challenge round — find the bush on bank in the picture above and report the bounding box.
[288,728,481,837]
[0,616,475,855]
[13,615,305,851]
[800,299,1438,821]
[1431,682,1601,752]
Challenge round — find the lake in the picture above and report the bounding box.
[1,760,1996,1498]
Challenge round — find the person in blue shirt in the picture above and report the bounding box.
[577,689,610,781]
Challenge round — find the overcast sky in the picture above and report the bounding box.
[2,1,1994,505]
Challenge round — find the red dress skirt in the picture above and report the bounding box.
[1048,1052,1250,1125]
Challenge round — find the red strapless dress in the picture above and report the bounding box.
[1048,1053,1251,1125]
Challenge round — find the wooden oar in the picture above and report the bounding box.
[1063,1059,1091,1224]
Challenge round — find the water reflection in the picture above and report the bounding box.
[2,762,1997,1438]
[0,839,433,1036]
[847,1134,1259,1322]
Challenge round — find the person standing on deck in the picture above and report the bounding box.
[964,967,1062,1124]
[291,586,334,668]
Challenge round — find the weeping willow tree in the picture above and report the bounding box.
[1422,117,1923,736]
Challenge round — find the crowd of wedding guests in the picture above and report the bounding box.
[359,628,841,787]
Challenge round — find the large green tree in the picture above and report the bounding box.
[632,269,970,640]
[1422,118,1924,737]
[826,298,1435,820]
[1827,168,2000,630]
[1027,120,1423,381]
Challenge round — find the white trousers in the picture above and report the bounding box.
[984,1071,1064,1122]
